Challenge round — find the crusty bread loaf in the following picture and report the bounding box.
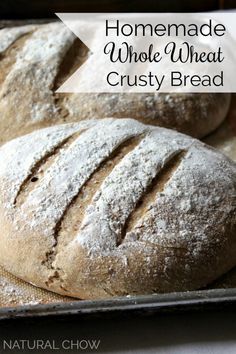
[0,22,231,145]
[0,118,235,299]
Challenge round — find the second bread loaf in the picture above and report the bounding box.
[0,22,231,144]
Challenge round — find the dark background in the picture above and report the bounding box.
[0,0,235,19]
[1,309,236,353]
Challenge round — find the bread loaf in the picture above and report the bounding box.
[0,118,235,299]
[0,22,231,145]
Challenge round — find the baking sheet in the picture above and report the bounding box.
[0,266,71,307]
[1,288,236,320]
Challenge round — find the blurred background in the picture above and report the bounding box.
[0,0,234,19]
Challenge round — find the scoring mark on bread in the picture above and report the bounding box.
[14,131,82,206]
[117,150,187,245]
[42,135,145,288]
[54,38,88,90]
[0,32,34,88]
[53,38,89,120]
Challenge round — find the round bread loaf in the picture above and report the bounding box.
[0,118,235,299]
[0,22,231,145]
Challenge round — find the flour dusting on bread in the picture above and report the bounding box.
[0,118,235,299]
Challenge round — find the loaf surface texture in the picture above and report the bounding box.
[0,22,231,145]
[0,118,235,299]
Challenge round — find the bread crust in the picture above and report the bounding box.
[0,22,231,145]
[0,118,235,299]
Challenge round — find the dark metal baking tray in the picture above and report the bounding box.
[1,288,236,320]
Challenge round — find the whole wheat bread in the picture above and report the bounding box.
[0,22,231,145]
[0,118,235,299]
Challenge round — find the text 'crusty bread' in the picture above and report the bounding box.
[0,22,231,145]
[0,118,235,299]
